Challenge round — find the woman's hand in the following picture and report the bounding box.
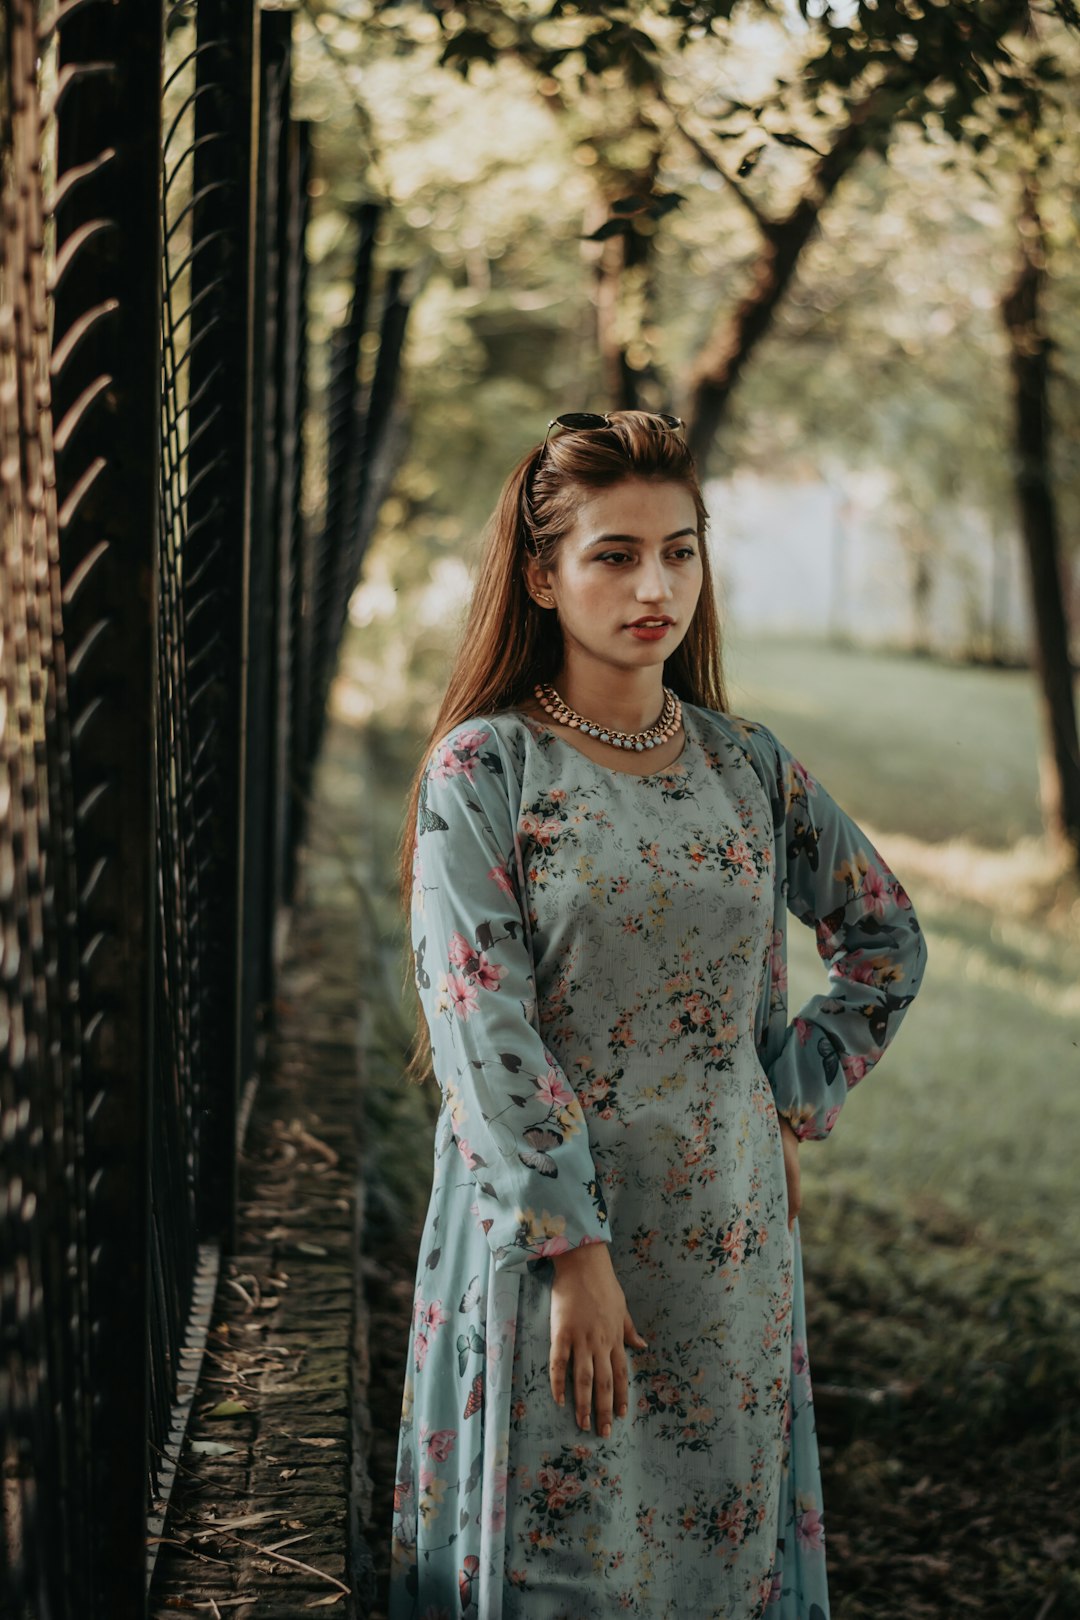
[778,1115,801,1230]
[549,1243,647,1436]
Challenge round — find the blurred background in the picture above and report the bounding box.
[294,2,1080,1614]
[3,2,1078,1617]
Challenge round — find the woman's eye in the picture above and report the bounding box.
[598,551,632,565]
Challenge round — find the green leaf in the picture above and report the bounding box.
[648,192,685,218]
[609,194,652,216]
[582,219,632,242]
[770,131,826,157]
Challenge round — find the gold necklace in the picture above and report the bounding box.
[534,682,682,752]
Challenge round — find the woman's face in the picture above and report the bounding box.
[526,477,704,677]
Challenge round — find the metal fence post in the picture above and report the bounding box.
[49,0,164,1611]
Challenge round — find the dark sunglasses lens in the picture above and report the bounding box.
[554,412,609,431]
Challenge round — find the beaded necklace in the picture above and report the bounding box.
[533,682,683,752]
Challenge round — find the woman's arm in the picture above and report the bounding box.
[417,723,646,1433]
[412,722,612,1270]
[752,720,930,1142]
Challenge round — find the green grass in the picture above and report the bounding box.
[721,627,1080,1278]
[724,626,1061,847]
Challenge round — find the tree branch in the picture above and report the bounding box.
[651,82,781,240]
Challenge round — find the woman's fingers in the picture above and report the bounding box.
[548,1255,646,1432]
[625,1313,648,1350]
[549,1335,570,1408]
[573,1343,595,1430]
[593,1358,615,1437]
[612,1344,629,1423]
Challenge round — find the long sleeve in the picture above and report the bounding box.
[746,718,929,1142]
[411,721,611,1272]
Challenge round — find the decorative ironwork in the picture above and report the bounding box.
[0,0,410,1613]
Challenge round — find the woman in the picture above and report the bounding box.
[389,410,928,1620]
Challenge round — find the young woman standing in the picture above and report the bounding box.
[389,411,928,1619]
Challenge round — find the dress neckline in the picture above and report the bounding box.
[504,706,695,781]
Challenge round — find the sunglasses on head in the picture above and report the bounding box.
[541,410,684,450]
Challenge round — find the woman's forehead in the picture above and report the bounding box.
[567,478,698,539]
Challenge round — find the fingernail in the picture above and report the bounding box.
[558,1395,565,1406]
[582,1415,590,1430]
[601,1423,611,1437]
[618,1404,627,1417]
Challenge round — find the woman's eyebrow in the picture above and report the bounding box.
[584,528,698,549]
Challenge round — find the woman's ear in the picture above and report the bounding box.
[522,557,556,608]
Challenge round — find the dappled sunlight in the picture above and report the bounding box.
[865,824,1080,946]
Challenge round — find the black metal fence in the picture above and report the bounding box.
[0,2,407,1615]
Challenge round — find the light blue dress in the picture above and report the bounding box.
[389,702,928,1619]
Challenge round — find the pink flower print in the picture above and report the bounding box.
[414,1331,430,1370]
[841,1051,871,1086]
[792,1340,808,1376]
[795,1506,825,1550]
[488,863,515,897]
[790,758,815,794]
[835,955,877,986]
[423,1299,449,1333]
[519,811,563,848]
[721,1220,746,1266]
[448,931,476,970]
[447,973,478,1020]
[429,731,486,783]
[823,1103,842,1134]
[424,1427,456,1462]
[535,1066,576,1111]
[794,1016,812,1046]
[862,862,888,918]
[457,1137,480,1171]
[472,951,505,992]
[769,928,787,986]
[728,836,755,876]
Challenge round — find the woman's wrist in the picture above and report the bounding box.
[551,1238,612,1274]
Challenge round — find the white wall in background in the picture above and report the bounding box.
[703,468,1042,662]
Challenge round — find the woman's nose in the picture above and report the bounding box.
[637,563,674,601]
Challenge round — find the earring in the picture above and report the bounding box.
[534,592,554,608]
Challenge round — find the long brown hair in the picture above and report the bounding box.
[397,410,729,1079]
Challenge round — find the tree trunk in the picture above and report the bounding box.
[594,129,664,413]
[685,83,906,473]
[1001,167,1080,867]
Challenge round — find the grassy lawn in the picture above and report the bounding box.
[723,628,1080,1282]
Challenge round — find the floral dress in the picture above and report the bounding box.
[389,702,928,1620]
